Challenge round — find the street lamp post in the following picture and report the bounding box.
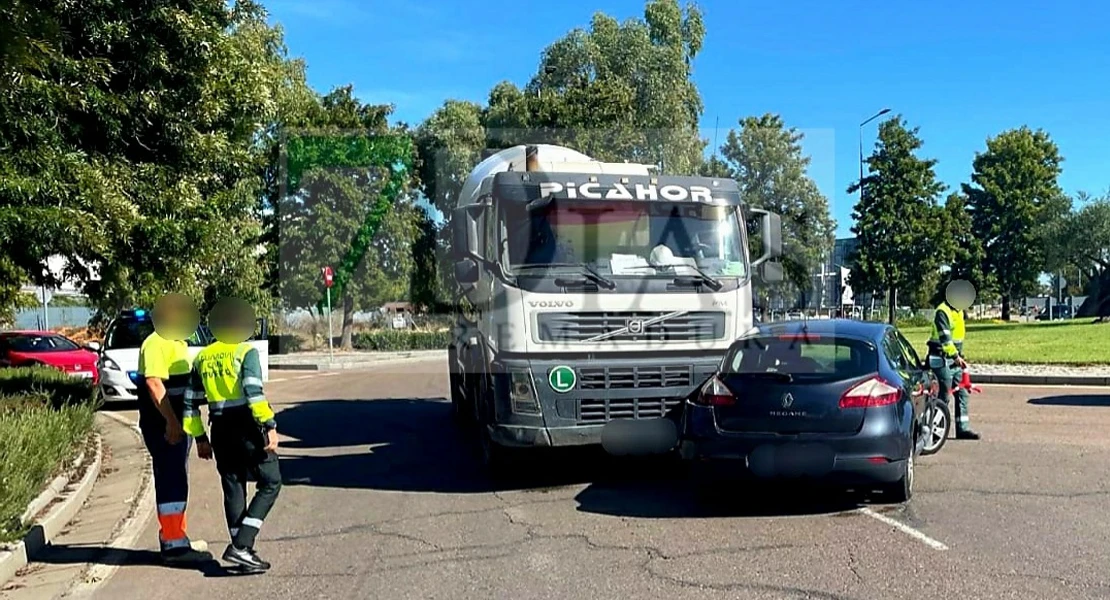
[858,107,891,322]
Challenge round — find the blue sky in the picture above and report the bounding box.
[264,0,1110,238]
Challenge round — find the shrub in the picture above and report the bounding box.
[896,314,933,329]
[351,329,451,351]
[0,366,98,409]
[0,367,98,542]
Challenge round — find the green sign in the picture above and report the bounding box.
[548,366,576,393]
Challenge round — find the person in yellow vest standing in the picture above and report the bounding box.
[183,297,281,573]
[927,280,980,440]
[138,294,211,563]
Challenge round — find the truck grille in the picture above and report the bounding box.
[579,397,685,424]
[536,311,725,342]
[578,365,693,389]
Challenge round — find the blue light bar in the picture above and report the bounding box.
[133,309,146,317]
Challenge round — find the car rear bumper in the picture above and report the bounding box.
[679,403,912,483]
[680,440,907,484]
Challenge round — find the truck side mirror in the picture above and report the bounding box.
[749,208,783,266]
[760,260,784,283]
[454,258,480,285]
[451,206,482,259]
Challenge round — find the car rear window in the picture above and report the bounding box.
[6,334,80,352]
[724,335,879,381]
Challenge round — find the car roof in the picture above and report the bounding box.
[2,330,60,337]
[752,318,890,342]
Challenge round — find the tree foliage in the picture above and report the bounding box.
[0,0,307,317]
[276,87,421,347]
[713,114,835,301]
[1043,192,1110,318]
[848,116,948,322]
[964,126,1068,319]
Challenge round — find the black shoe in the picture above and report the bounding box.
[222,544,270,571]
[956,429,981,440]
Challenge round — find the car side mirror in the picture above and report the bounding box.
[454,258,480,286]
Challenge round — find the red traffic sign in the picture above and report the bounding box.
[322,266,334,288]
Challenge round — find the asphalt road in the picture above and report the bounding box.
[89,360,1110,600]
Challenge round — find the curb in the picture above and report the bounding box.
[271,351,447,372]
[64,412,155,598]
[975,374,1110,387]
[0,433,104,589]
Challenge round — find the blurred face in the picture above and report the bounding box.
[210,298,255,344]
[946,279,976,311]
[153,294,199,341]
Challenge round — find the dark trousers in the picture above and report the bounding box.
[140,418,193,554]
[930,354,972,433]
[210,413,282,549]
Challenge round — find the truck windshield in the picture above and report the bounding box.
[501,201,747,278]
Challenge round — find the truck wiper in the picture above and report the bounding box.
[514,263,616,290]
[621,263,723,291]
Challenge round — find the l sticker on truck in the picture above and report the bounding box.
[548,365,576,393]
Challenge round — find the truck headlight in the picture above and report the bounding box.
[509,370,540,415]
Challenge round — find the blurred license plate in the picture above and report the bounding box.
[71,371,93,379]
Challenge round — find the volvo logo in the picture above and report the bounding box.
[626,319,645,334]
[782,393,794,408]
[528,300,574,308]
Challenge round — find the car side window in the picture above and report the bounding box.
[895,331,922,369]
[882,331,907,371]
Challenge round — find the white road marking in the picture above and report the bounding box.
[859,507,948,551]
[269,378,287,383]
[294,374,315,380]
[320,372,339,377]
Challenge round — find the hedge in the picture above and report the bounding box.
[0,366,99,408]
[0,367,99,543]
[351,329,451,351]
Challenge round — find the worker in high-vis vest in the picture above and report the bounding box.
[137,294,211,563]
[927,280,981,440]
[183,298,281,572]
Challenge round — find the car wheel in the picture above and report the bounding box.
[921,399,951,456]
[881,451,914,503]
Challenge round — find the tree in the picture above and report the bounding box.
[928,191,993,306]
[848,116,948,323]
[0,0,308,319]
[276,87,420,348]
[1043,192,1110,319]
[964,126,1067,320]
[713,114,835,304]
[483,0,707,174]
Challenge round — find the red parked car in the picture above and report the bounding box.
[0,330,100,384]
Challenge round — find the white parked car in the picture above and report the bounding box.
[97,309,269,402]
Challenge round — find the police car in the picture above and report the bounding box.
[97,309,270,402]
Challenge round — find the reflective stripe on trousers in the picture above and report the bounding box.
[157,501,189,549]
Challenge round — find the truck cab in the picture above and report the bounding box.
[97,308,270,402]
[447,144,783,473]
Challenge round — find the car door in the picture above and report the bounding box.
[891,329,930,424]
[881,329,925,420]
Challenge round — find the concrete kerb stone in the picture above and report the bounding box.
[975,374,1110,387]
[270,350,448,372]
[63,412,155,599]
[0,432,104,589]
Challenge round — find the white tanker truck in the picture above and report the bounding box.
[447,144,783,474]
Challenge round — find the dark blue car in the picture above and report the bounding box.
[676,319,936,503]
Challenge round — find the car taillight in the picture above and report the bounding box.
[694,376,736,407]
[839,377,900,409]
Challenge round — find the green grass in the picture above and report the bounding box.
[900,319,1110,365]
[0,368,98,543]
